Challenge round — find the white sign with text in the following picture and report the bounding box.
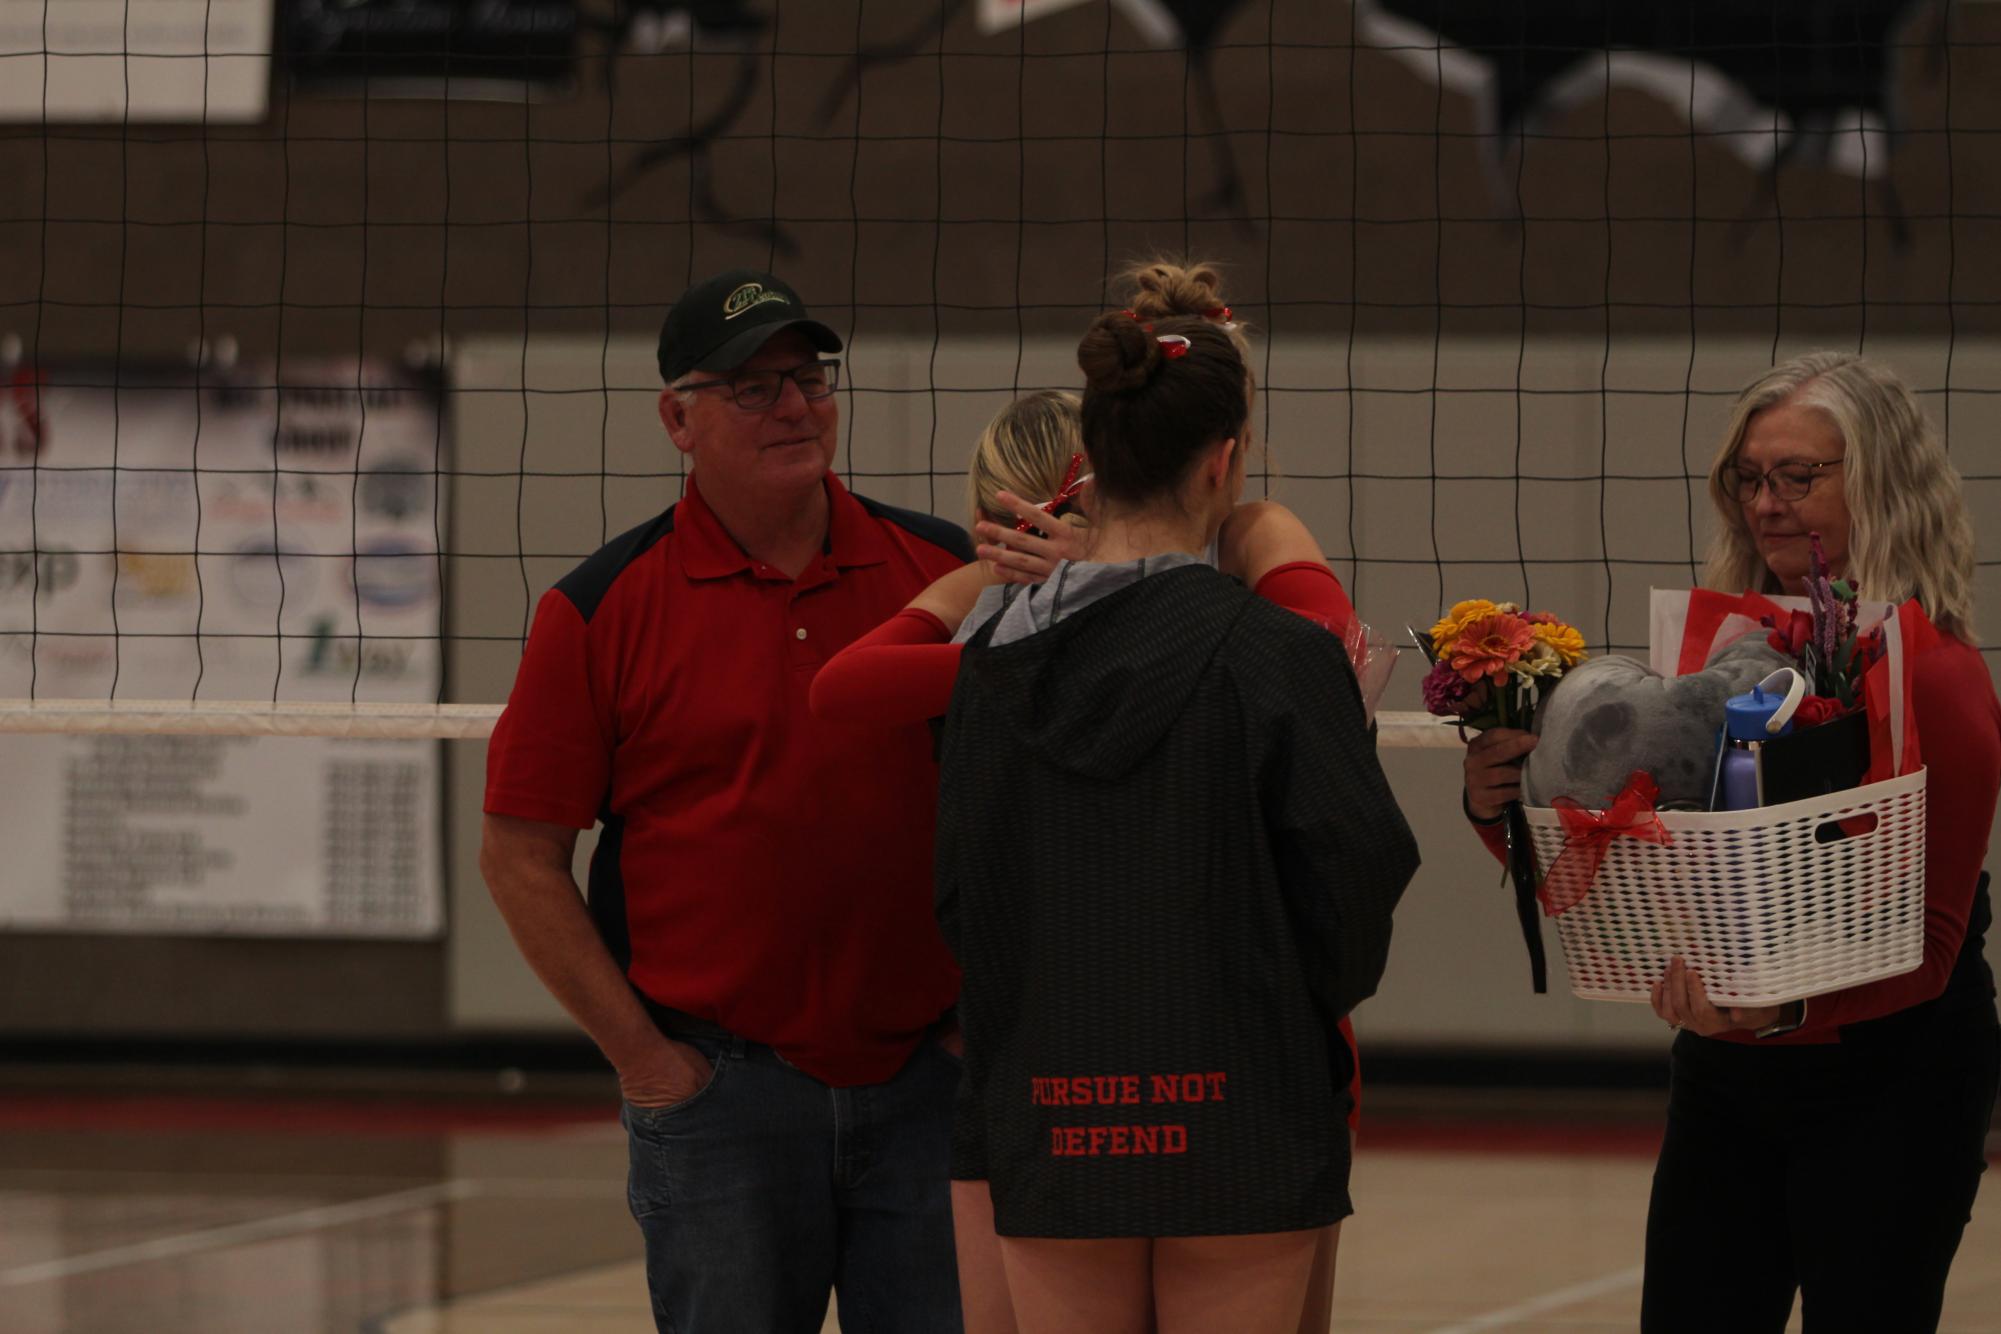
[0,360,445,936]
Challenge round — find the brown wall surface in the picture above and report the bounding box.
[5,0,1991,374]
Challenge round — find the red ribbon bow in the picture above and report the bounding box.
[1014,452,1089,533]
[1538,772,1672,916]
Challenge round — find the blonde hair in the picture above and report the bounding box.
[1702,351,1977,642]
[966,390,1085,528]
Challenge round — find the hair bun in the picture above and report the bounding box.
[1077,312,1160,394]
[1123,258,1226,322]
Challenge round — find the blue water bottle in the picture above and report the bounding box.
[1717,669,1805,811]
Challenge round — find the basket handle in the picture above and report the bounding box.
[1813,812,1879,844]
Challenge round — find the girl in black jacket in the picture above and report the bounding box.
[936,312,1420,1333]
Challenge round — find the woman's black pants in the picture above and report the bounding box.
[1641,1014,1998,1333]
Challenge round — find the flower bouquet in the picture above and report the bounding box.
[1414,600,1589,992]
[1416,600,1588,735]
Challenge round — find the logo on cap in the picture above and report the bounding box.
[723,282,792,320]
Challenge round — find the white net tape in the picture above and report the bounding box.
[0,699,501,740]
[0,701,1458,746]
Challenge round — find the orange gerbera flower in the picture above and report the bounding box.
[1428,598,1498,646]
[1450,613,1536,684]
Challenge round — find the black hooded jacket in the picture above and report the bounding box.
[937,563,1419,1238]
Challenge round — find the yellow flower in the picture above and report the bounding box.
[1429,599,1499,646]
[1531,621,1587,668]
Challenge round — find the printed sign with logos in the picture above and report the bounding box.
[0,1,273,122]
[0,360,447,938]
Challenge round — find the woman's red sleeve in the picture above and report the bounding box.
[1471,816,1508,865]
[1775,638,2001,1035]
[1252,561,1357,637]
[809,607,964,727]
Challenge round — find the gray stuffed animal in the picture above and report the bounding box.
[1522,636,1789,810]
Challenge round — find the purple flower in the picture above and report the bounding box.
[1803,531,1843,689]
[1422,660,1472,715]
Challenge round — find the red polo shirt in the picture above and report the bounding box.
[484,472,971,1086]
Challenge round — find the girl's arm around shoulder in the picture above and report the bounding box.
[809,605,962,727]
[907,560,995,633]
[1219,499,1319,587]
[1224,500,1356,634]
[808,560,997,727]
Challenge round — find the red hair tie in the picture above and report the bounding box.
[1015,453,1090,533]
[1204,305,1232,322]
[1156,334,1191,360]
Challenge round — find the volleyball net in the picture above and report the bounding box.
[4,0,1993,751]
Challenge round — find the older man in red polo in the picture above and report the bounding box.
[481,270,970,1333]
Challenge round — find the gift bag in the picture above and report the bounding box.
[1649,587,1933,784]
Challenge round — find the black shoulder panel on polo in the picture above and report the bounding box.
[554,505,678,624]
[854,493,975,563]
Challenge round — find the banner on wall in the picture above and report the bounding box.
[0,359,447,938]
[283,0,578,99]
[0,0,274,122]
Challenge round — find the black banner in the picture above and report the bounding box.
[284,0,578,92]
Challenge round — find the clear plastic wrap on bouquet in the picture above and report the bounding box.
[1342,619,1400,725]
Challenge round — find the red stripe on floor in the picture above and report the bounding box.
[0,1093,619,1138]
[1361,1119,1665,1157]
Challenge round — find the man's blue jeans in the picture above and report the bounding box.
[621,1032,964,1334]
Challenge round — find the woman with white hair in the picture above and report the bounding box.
[1637,352,1999,1331]
[1464,351,1997,1331]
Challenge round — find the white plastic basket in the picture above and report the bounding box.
[1521,767,1928,1006]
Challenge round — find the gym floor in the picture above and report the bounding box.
[1,1072,1994,1334]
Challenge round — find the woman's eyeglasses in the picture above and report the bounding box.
[680,360,841,410]
[1727,457,1844,504]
